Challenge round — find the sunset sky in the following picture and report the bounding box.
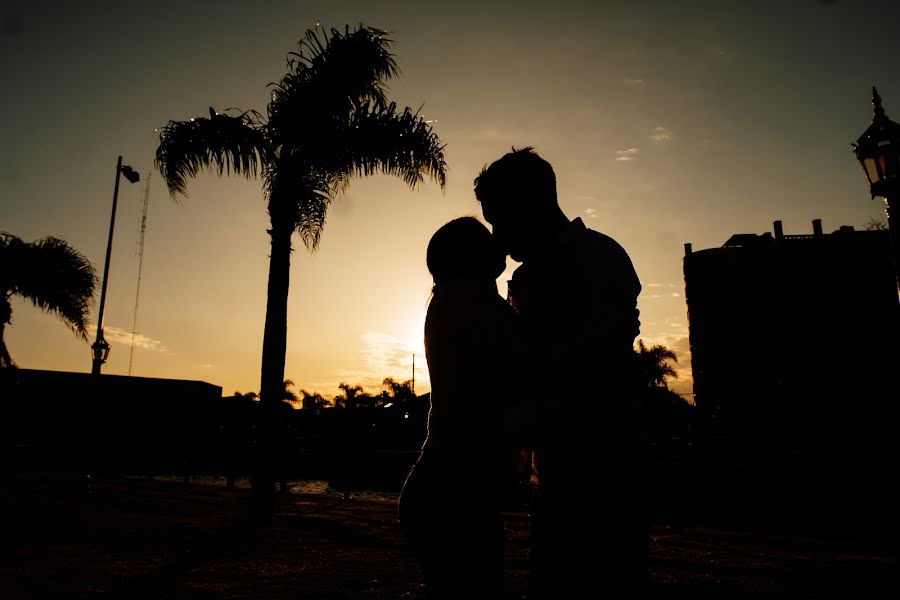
[2,0,897,399]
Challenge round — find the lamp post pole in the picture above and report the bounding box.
[884,196,900,296]
[82,156,139,493]
[91,156,139,374]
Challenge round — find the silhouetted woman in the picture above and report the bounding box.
[399,216,528,600]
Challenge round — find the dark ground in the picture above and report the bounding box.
[1,471,897,599]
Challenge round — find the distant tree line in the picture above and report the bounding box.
[233,376,418,413]
[230,339,691,448]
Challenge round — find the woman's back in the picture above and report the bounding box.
[423,279,519,459]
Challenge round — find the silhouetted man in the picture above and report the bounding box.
[475,147,647,598]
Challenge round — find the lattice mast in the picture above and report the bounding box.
[128,173,151,375]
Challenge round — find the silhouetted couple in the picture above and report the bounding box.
[400,148,648,599]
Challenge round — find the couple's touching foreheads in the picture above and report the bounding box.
[399,147,648,599]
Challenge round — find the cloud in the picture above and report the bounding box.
[651,126,673,142]
[711,47,733,61]
[584,208,598,219]
[615,148,639,162]
[360,331,414,372]
[86,325,167,352]
[624,78,647,87]
[336,331,430,392]
[641,283,681,300]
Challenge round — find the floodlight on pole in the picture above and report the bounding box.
[91,155,140,375]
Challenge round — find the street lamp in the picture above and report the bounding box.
[91,156,140,375]
[852,87,900,295]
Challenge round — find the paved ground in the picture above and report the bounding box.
[1,472,897,599]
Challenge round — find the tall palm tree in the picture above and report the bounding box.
[155,25,446,515]
[0,232,97,368]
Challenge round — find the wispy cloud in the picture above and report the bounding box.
[360,331,413,371]
[615,148,639,162]
[86,325,167,352]
[584,208,598,219]
[651,126,673,142]
[624,77,647,87]
[336,331,429,392]
[711,47,733,61]
[642,284,682,298]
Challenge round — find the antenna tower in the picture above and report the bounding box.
[128,173,151,375]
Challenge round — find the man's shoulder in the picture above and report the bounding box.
[580,225,630,257]
[576,226,637,271]
[576,226,642,294]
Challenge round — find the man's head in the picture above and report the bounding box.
[474,147,562,262]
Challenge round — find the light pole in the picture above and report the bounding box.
[91,155,140,375]
[852,87,900,296]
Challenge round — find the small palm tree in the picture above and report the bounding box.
[281,378,300,408]
[299,389,328,412]
[334,382,373,409]
[635,340,695,442]
[155,25,446,516]
[0,232,97,368]
[635,340,678,389]
[382,376,415,409]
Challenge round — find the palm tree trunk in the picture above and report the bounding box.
[249,223,292,521]
[0,296,12,369]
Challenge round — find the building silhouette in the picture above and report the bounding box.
[3,369,222,473]
[684,219,899,455]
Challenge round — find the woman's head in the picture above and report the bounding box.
[427,217,506,286]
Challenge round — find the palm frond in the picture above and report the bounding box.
[263,157,335,251]
[155,109,268,198]
[3,233,97,339]
[267,25,399,143]
[0,336,13,369]
[327,102,447,190]
[636,340,678,388]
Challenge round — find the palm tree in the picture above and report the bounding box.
[635,340,678,389]
[334,382,373,409]
[155,25,446,516]
[0,232,97,368]
[635,340,695,443]
[299,389,328,412]
[382,376,415,410]
[281,378,300,408]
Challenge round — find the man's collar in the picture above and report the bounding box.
[556,217,586,246]
[520,217,585,265]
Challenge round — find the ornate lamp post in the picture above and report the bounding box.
[91,156,140,375]
[852,87,900,295]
